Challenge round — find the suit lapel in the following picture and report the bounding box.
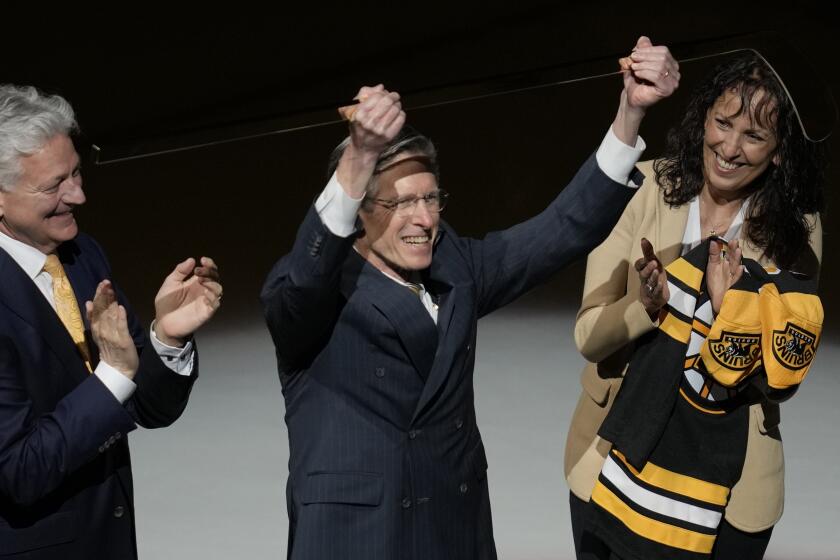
[343,252,438,381]
[0,247,89,382]
[410,251,465,424]
[341,238,468,424]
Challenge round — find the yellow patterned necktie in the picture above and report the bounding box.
[406,282,423,297]
[43,254,93,372]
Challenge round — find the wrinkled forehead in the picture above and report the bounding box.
[374,155,437,195]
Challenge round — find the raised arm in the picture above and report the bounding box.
[469,37,679,318]
[262,85,404,372]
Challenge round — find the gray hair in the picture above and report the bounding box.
[326,124,439,198]
[0,84,78,190]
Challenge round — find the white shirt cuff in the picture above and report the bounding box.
[150,324,195,376]
[596,126,646,188]
[315,172,365,237]
[95,362,136,403]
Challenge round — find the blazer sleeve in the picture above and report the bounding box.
[124,337,198,429]
[260,205,357,372]
[0,339,137,506]
[573,173,660,364]
[462,152,638,318]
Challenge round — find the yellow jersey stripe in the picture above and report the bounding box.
[661,312,692,343]
[692,319,710,337]
[591,481,716,553]
[666,258,704,292]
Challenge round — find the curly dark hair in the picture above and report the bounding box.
[653,51,826,269]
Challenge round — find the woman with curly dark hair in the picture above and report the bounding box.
[564,51,826,560]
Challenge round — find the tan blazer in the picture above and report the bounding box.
[564,160,822,532]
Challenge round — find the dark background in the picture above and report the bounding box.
[5,3,838,335]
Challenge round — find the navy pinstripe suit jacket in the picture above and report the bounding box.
[261,153,638,560]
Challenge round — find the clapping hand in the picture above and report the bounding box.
[86,280,139,379]
[707,239,744,314]
[153,257,222,347]
[635,238,669,319]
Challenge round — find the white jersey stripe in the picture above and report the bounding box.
[667,282,697,319]
[684,368,705,395]
[688,331,705,355]
[602,455,723,529]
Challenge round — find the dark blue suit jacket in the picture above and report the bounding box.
[0,233,197,559]
[261,154,639,560]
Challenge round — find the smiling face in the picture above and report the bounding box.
[0,134,85,254]
[355,153,440,281]
[702,88,780,200]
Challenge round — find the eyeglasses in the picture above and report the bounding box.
[366,190,450,216]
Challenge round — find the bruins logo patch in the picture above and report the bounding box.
[772,322,817,370]
[709,331,761,370]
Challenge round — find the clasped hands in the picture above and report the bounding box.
[336,84,406,199]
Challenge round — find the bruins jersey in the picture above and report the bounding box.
[591,239,822,560]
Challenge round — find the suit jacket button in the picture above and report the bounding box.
[459,483,468,494]
[455,418,464,429]
[401,498,412,509]
[113,505,125,518]
[375,367,385,378]
[408,430,417,440]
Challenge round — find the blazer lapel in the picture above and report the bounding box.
[656,192,690,265]
[0,248,89,382]
[343,252,438,381]
[411,252,466,424]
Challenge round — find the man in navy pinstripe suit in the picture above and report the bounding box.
[263,50,677,559]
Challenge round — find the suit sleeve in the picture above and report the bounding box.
[0,338,136,506]
[123,333,198,428]
[573,173,660,364]
[261,206,357,373]
[464,152,638,318]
